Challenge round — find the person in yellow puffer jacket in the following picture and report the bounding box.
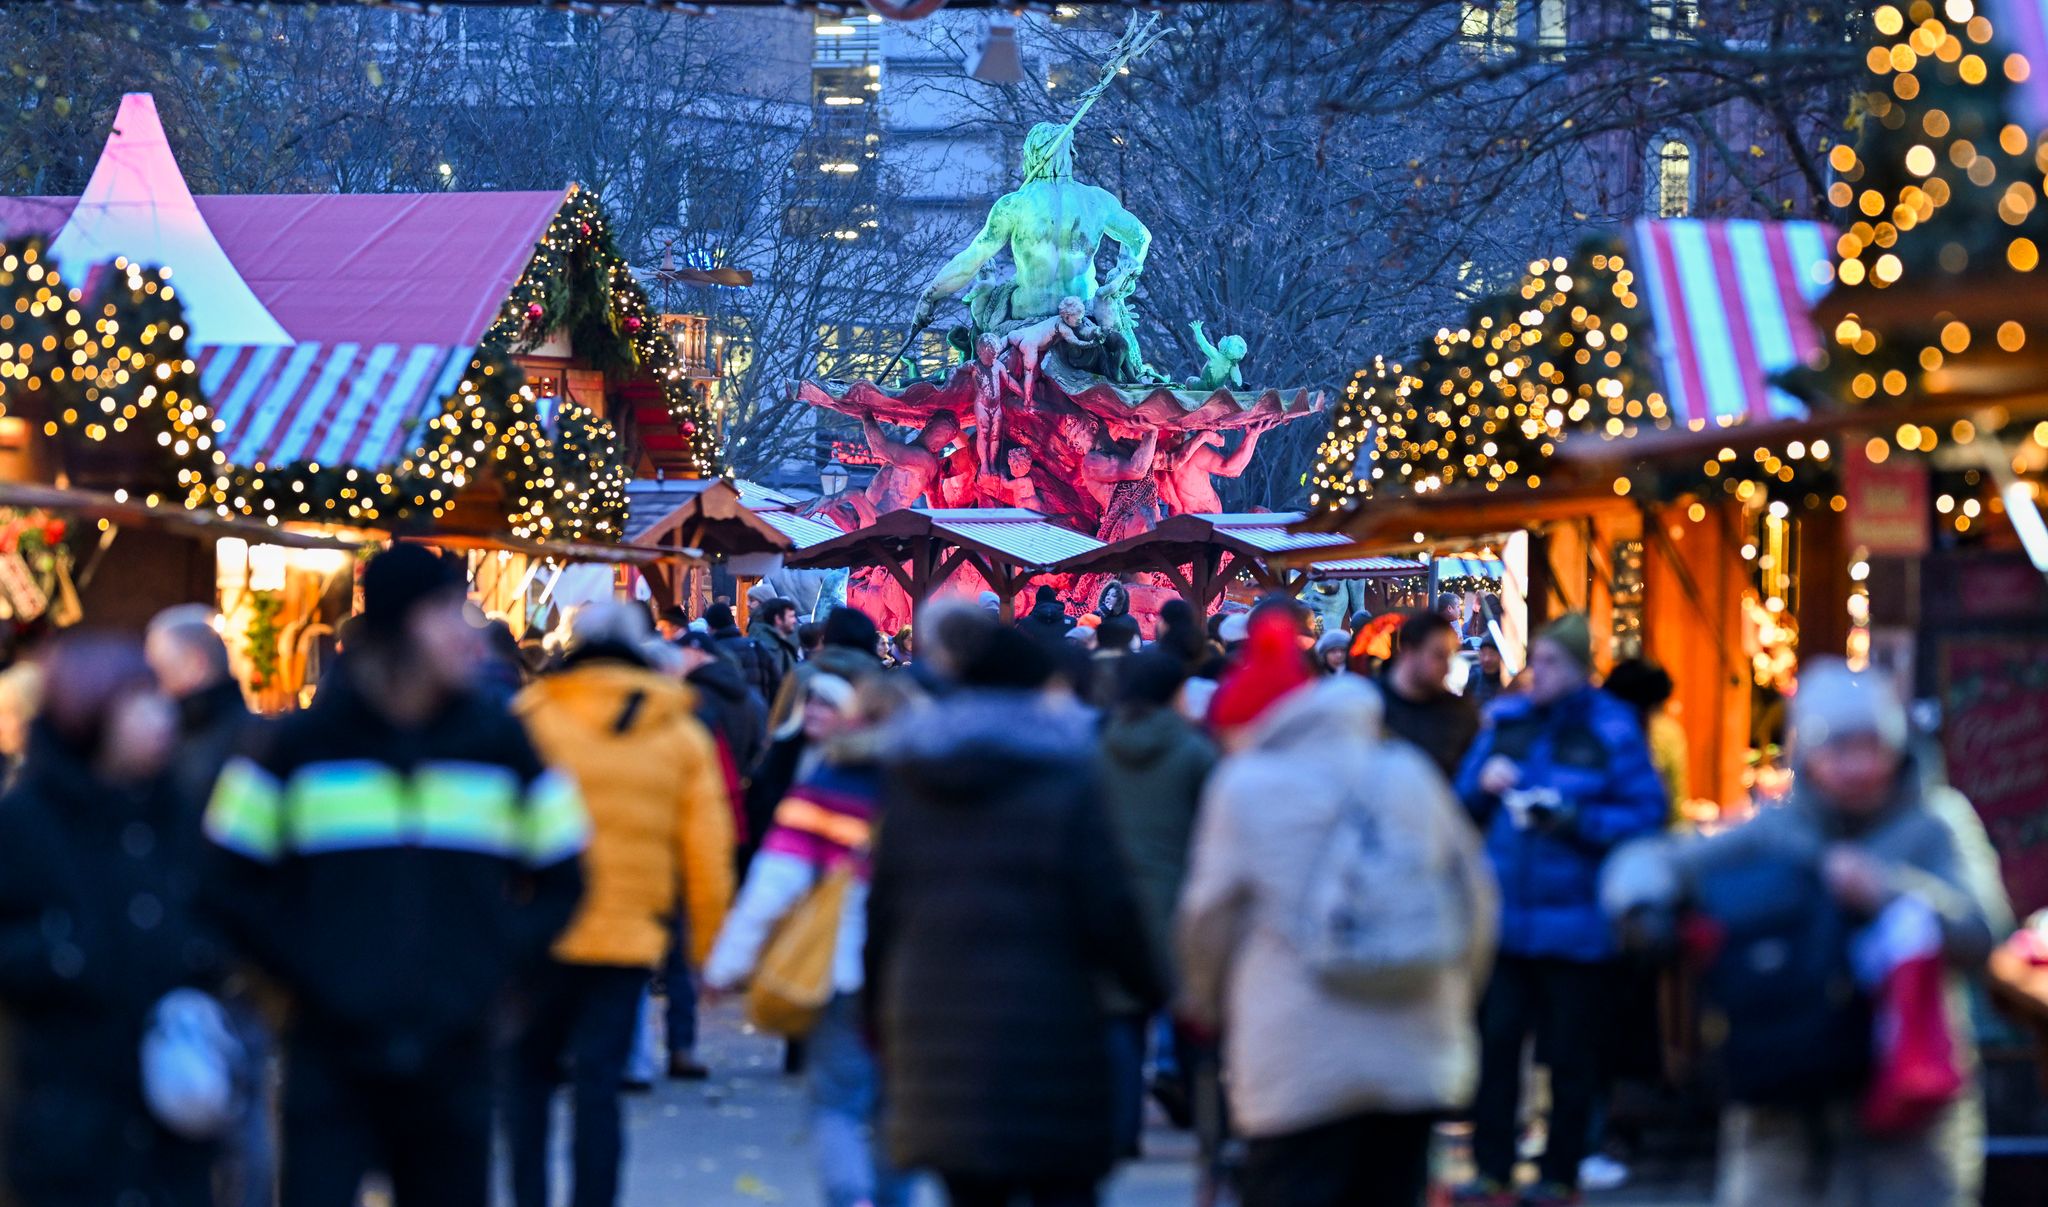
[506,601,734,1207]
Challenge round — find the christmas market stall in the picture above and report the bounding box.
[0,92,715,701]
[1300,217,1837,811]
[624,475,841,623]
[786,507,1102,625]
[1049,512,1359,617]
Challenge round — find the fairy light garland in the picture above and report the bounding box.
[1311,243,1660,508]
[1818,0,2048,536]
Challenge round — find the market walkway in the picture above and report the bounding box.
[527,1002,1714,1207]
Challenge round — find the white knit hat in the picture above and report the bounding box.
[1790,657,1908,758]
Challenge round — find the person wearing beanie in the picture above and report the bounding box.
[1450,612,1665,1207]
[202,544,587,1207]
[1181,671,1496,1207]
[1603,659,2009,1207]
[1312,629,1350,675]
[746,607,886,877]
[1207,605,1314,746]
[506,603,733,1207]
[707,673,925,1207]
[1015,584,1076,648]
[706,602,783,720]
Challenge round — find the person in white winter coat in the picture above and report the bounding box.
[1178,676,1498,1207]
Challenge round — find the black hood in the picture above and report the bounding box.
[882,689,1093,804]
[687,654,751,706]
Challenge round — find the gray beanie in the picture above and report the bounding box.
[1790,657,1908,758]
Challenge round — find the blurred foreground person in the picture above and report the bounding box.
[707,674,923,1207]
[1096,652,1216,1152]
[0,635,220,1207]
[1604,660,2008,1207]
[508,604,733,1207]
[1180,673,1496,1207]
[146,605,254,821]
[146,607,271,1207]
[204,544,586,1207]
[1453,613,1666,1207]
[0,661,41,791]
[867,619,1164,1207]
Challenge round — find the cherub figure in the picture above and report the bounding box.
[1003,295,1099,405]
[969,334,1026,473]
[1186,319,1248,391]
[979,445,1044,511]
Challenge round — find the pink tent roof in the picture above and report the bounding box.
[0,190,563,347]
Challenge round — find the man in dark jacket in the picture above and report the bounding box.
[747,598,802,691]
[1379,609,1480,781]
[705,602,781,713]
[668,628,768,1079]
[203,545,586,1207]
[1096,651,1215,1152]
[1451,612,1666,1207]
[678,631,768,782]
[1014,584,1073,647]
[867,622,1164,1207]
[0,635,222,1207]
[146,606,271,1207]
[146,604,254,813]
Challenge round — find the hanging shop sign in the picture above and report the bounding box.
[1842,441,1930,557]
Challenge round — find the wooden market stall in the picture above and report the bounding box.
[0,92,723,698]
[1297,218,1842,812]
[1050,512,1357,611]
[786,508,1102,622]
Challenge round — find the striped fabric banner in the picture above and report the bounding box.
[1629,220,1834,426]
[196,343,471,469]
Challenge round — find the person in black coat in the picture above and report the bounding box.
[1377,609,1480,782]
[866,621,1164,1207]
[0,634,223,1207]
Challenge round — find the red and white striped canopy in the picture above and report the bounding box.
[1629,219,1834,426]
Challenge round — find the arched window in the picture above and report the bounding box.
[1653,137,1693,218]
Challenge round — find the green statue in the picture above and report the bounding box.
[1187,320,1248,391]
[914,123,1151,335]
[907,15,1165,344]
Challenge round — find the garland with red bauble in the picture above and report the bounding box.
[492,187,719,472]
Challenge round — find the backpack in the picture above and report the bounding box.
[1692,854,1872,1106]
[1294,764,1469,997]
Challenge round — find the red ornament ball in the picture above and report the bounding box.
[526,302,544,321]
[579,221,591,236]
[681,421,697,436]
[624,316,643,333]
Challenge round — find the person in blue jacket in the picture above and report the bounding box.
[1449,613,1668,1207]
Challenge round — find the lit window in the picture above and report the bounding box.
[1648,0,1697,41]
[1460,0,1518,54]
[1654,138,1693,218]
[1537,0,1568,48]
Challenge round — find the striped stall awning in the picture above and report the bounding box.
[197,343,472,470]
[1630,220,1834,426]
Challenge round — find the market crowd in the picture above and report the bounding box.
[0,547,2015,1207]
